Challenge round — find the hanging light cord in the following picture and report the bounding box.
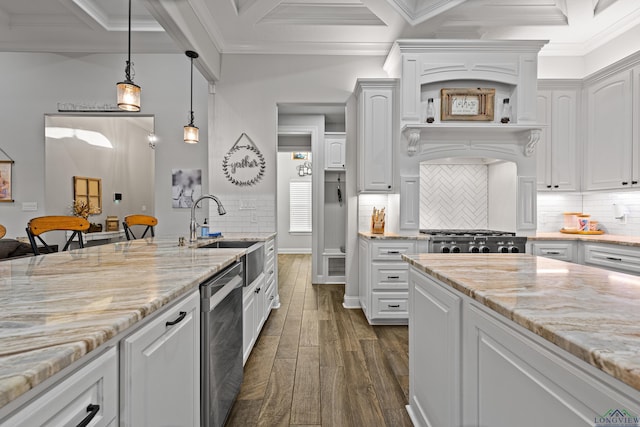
[125,0,133,83]
[189,55,194,126]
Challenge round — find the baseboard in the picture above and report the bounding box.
[277,248,312,254]
[342,295,361,309]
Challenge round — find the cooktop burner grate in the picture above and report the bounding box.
[419,229,516,237]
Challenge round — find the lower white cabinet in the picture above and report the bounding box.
[120,290,200,427]
[3,347,118,427]
[408,266,640,427]
[528,240,578,263]
[583,243,640,275]
[359,238,416,324]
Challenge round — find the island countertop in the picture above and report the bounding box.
[0,235,272,410]
[403,253,640,392]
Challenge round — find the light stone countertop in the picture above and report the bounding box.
[358,232,431,240]
[0,233,274,410]
[530,232,640,247]
[403,253,640,392]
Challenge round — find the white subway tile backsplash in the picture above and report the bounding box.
[208,193,276,233]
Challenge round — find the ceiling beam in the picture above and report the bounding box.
[142,0,221,81]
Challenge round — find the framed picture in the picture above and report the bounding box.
[441,88,495,121]
[0,160,14,203]
[292,152,310,161]
[172,169,202,208]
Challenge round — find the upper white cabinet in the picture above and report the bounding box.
[356,79,397,193]
[324,133,346,170]
[584,69,635,190]
[121,290,200,427]
[536,87,579,192]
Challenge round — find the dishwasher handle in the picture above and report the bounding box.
[202,274,243,312]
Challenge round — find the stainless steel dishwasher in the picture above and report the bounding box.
[201,261,244,427]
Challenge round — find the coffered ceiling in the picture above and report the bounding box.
[1,0,640,77]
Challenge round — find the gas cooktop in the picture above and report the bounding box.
[419,229,516,237]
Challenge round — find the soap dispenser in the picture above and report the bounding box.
[201,218,209,237]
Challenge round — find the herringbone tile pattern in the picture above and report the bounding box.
[420,164,488,229]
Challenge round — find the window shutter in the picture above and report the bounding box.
[289,180,312,233]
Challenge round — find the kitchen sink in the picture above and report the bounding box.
[201,240,259,249]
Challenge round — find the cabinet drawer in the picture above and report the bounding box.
[372,263,409,290]
[265,278,276,310]
[530,242,576,262]
[371,292,409,319]
[371,241,416,261]
[4,347,118,427]
[265,239,275,256]
[583,244,640,275]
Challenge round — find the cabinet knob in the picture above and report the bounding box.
[388,185,392,189]
[546,185,552,189]
[633,181,638,185]
[553,185,559,189]
[622,182,629,185]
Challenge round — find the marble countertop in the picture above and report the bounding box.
[358,232,430,240]
[530,232,640,247]
[403,253,640,392]
[0,235,268,410]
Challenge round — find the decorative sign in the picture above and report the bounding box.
[57,102,123,113]
[441,88,495,121]
[222,133,266,187]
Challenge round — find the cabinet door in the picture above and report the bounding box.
[358,238,370,314]
[585,71,633,190]
[325,136,346,170]
[243,287,256,364]
[551,91,579,191]
[254,275,267,333]
[536,91,552,191]
[358,86,394,192]
[121,291,200,427]
[408,269,462,427]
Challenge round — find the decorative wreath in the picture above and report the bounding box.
[222,133,266,187]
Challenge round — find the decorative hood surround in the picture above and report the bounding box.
[387,40,547,235]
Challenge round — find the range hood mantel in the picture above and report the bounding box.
[402,123,544,157]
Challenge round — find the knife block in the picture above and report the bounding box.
[371,218,385,234]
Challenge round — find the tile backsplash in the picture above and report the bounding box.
[420,164,488,229]
[538,191,640,235]
[206,194,276,233]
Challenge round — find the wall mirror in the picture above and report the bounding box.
[45,115,155,229]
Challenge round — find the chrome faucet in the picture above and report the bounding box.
[190,195,226,243]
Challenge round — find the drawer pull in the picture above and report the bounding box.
[387,304,401,308]
[545,251,561,255]
[606,257,623,262]
[387,275,401,279]
[255,287,262,294]
[387,251,400,254]
[77,404,100,427]
[166,311,187,327]
[269,248,274,252]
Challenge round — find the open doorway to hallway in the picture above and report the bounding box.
[276,104,347,284]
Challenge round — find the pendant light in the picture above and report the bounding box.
[116,0,141,112]
[184,50,199,144]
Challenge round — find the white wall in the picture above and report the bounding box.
[210,54,387,296]
[0,52,209,239]
[276,152,312,253]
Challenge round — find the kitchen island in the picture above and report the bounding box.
[0,233,275,425]
[404,253,640,427]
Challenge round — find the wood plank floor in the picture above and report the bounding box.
[226,254,412,427]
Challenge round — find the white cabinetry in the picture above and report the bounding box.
[536,87,579,191]
[408,269,461,427]
[324,133,346,170]
[528,240,578,263]
[243,237,277,364]
[121,290,200,427]
[3,347,118,427]
[408,266,640,427]
[356,79,397,193]
[584,70,635,190]
[582,243,640,275]
[359,238,415,324]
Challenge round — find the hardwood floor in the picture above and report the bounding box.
[226,254,412,427]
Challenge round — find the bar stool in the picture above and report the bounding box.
[0,224,6,239]
[123,215,158,240]
[26,216,90,255]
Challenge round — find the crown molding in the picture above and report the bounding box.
[221,41,392,56]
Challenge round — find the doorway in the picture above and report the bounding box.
[276,104,346,284]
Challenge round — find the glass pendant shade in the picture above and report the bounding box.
[184,125,199,144]
[117,80,141,112]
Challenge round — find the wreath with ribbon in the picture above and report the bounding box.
[222,133,266,187]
